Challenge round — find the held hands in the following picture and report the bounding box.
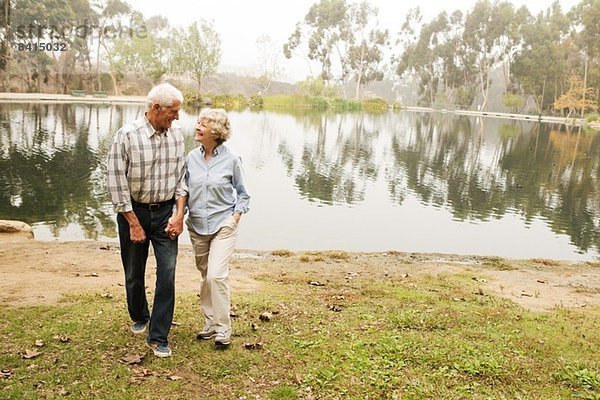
[165,214,184,240]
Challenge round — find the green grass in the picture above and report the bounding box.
[1,271,599,399]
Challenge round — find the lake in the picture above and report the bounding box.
[0,102,598,261]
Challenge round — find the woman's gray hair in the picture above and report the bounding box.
[199,108,231,143]
[147,83,184,109]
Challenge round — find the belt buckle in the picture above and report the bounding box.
[148,203,159,211]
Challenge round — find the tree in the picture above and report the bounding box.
[553,73,598,118]
[91,0,132,93]
[462,0,522,111]
[255,34,282,94]
[111,15,171,84]
[284,0,350,83]
[512,3,571,112]
[169,19,221,92]
[345,1,389,99]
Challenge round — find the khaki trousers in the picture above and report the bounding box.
[188,216,238,333]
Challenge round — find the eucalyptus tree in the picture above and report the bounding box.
[110,15,171,84]
[344,1,389,99]
[462,0,523,111]
[395,8,472,107]
[7,0,95,93]
[512,3,571,112]
[90,0,132,92]
[255,34,283,94]
[169,19,221,92]
[284,0,351,84]
[568,0,600,115]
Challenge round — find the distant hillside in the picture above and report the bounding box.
[170,73,299,97]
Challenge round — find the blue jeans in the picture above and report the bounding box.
[117,203,177,346]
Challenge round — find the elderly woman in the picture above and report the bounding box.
[186,108,250,348]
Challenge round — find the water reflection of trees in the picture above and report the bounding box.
[0,103,116,239]
[386,113,600,254]
[283,113,379,205]
[500,127,600,253]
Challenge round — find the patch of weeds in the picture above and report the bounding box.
[327,251,350,260]
[587,261,600,269]
[299,256,310,263]
[483,256,516,271]
[529,258,560,266]
[271,249,294,257]
[268,385,299,399]
[555,365,600,392]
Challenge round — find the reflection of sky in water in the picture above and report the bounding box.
[2,103,597,261]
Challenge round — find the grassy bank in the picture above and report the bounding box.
[1,253,599,399]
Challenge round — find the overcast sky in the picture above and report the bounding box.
[126,0,581,82]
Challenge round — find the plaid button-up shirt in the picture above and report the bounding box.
[106,115,188,213]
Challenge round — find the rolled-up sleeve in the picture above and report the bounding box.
[174,154,188,200]
[106,130,132,213]
[232,156,250,214]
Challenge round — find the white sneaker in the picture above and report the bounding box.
[196,325,216,340]
[214,329,231,347]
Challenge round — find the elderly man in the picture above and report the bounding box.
[106,83,187,357]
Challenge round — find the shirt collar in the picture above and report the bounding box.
[143,114,169,137]
[200,144,223,156]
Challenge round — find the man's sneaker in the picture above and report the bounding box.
[131,322,147,334]
[146,341,172,358]
[196,325,216,340]
[214,329,231,348]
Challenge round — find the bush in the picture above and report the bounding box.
[183,91,204,107]
[362,98,388,113]
[213,94,247,110]
[585,113,600,122]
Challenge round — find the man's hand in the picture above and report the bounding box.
[233,212,241,224]
[122,211,146,244]
[130,224,147,244]
[166,213,184,240]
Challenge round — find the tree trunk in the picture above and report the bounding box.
[581,52,588,117]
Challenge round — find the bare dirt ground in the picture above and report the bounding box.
[1,238,599,312]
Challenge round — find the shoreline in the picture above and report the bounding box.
[0,92,588,126]
[1,237,599,311]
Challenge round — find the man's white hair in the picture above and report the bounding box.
[147,83,184,109]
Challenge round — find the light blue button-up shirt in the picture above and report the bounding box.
[186,144,250,235]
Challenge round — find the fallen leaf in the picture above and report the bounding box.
[119,354,145,365]
[536,279,547,284]
[22,349,41,359]
[100,293,113,299]
[400,273,409,279]
[57,388,69,396]
[328,304,342,312]
[35,340,44,347]
[259,312,273,322]
[99,245,110,250]
[53,335,70,343]
[251,323,259,331]
[167,375,182,381]
[243,342,263,350]
[171,321,181,326]
[86,272,99,277]
[308,281,325,286]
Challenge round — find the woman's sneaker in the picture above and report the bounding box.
[214,329,231,348]
[196,325,216,340]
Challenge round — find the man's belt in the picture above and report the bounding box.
[131,198,174,211]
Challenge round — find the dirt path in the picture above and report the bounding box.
[1,238,599,311]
